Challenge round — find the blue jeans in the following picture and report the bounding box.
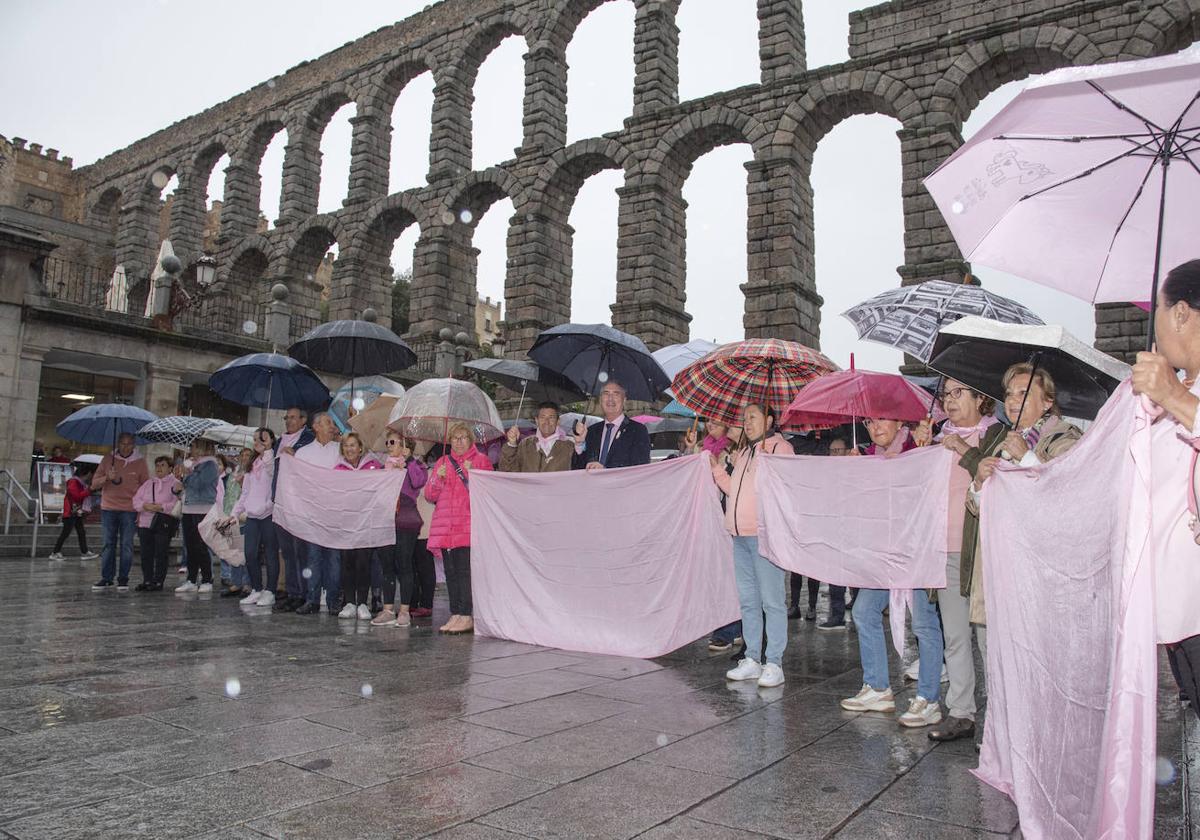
[277,527,308,600]
[221,558,249,587]
[713,621,742,644]
[99,510,137,584]
[731,535,787,666]
[306,543,341,609]
[853,587,944,702]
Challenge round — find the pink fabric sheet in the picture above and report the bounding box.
[975,384,1156,839]
[755,446,953,655]
[470,454,739,658]
[273,454,403,549]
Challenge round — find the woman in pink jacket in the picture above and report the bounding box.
[333,432,384,621]
[132,456,180,591]
[424,422,493,635]
[709,402,792,689]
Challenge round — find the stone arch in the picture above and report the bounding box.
[282,214,348,271]
[225,113,290,236]
[280,216,345,331]
[542,0,623,53]
[343,191,429,330]
[643,105,770,190]
[223,235,274,284]
[452,12,539,94]
[928,26,1104,127]
[168,138,233,258]
[530,137,637,216]
[363,52,441,116]
[207,238,271,336]
[90,185,123,234]
[1121,0,1200,58]
[437,167,530,222]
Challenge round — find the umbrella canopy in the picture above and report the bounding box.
[200,423,259,450]
[559,412,602,435]
[843,280,1043,363]
[924,45,1200,341]
[781,368,947,429]
[72,454,104,466]
[329,375,406,434]
[348,394,403,452]
[104,265,128,314]
[528,323,671,402]
[57,404,158,446]
[137,416,223,448]
[144,240,175,318]
[462,358,586,409]
[288,319,417,377]
[928,316,1131,420]
[651,339,722,382]
[209,353,329,411]
[671,338,838,430]
[661,399,696,418]
[385,378,504,444]
[646,416,696,434]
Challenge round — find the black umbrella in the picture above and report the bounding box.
[288,319,417,377]
[209,353,329,412]
[928,316,1131,421]
[462,358,586,417]
[528,323,671,403]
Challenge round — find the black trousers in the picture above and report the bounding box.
[138,527,155,583]
[1169,634,1200,719]
[443,547,472,616]
[341,548,372,607]
[182,513,212,584]
[152,517,178,584]
[411,539,435,609]
[382,528,418,607]
[54,515,89,553]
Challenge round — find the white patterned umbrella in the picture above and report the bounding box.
[137,416,223,447]
[842,280,1043,364]
[200,423,259,450]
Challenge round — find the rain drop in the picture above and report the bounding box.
[458,209,474,224]
[242,320,258,335]
[441,211,455,226]
[951,201,965,215]
[306,273,314,281]
[266,78,277,89]
[352,397,366,411]
[1155,756,1176,785]
[302,568,313,579]
[655,733,668,747]
[151,171,170,189]
[361,683,374,698]
[597,371,609,383]
[225,677,241,698]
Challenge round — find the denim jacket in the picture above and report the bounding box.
[182,457,220,509]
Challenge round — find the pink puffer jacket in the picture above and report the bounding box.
[423,446,493,550]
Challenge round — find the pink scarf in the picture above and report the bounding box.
[535,428,566,458]
[701,434,730,457]
[937,415,999,440]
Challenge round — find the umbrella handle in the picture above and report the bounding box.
[515,380,527,423]
[1012,351,1042,432]
[1146,154,1170,352]
[928,374,942,419]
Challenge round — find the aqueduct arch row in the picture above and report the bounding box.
[78,0,1200,364]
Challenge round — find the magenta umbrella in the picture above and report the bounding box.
[780,360,946,442]
[924,45,1200,346]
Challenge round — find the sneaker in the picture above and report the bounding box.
[175,581,197,593]
[804,609,816,621]
[177,566,186,575]
[725,658,763,682]
[197,582,213,594]
[411,606,432,618]
[757,663,785,688]
[80,551,99,560]
[903,660,950,683]
[116,582,129,593]
[370,609,396,627]
[356,603,371,621]
[91,579,113,591]
[148,583,164,591]
[48,552,64,561]
[707,638,732,652]
[817,619,847,631]
[337,603,357,619]
[272,597,297,613]
[256,590,276,607]
[898,697,943,728]
[787,606,801,620]
[239,590,263,606]
[840,684,896,712]
[295,601,319,615]
[394,610,411,628]
[134,582,152,592]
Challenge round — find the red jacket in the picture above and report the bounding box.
[423,446,492,550]
[62,476,91,517]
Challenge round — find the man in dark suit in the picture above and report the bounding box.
[572,380,651,470]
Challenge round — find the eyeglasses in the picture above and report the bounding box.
[937,387,970,401]
[386,438,400,446]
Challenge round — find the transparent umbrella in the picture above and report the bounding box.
[385,378,504,445]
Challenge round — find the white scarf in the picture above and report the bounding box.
[536,428,566,458]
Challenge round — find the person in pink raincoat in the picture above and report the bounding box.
[1130,258,1200,715]
[424,422,493,635]
[332,432,383,621]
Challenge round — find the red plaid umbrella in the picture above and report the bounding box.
[671,339,838,430]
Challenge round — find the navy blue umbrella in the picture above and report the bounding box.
[56,404,158,446]
[528,324,671,403]
[209,353,329,411]
[289,319,417,377]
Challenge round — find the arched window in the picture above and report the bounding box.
[677,0,758,101]
[204,153,230,249]
[318,102,356,214]
[389,72,435,193]
[473,197,514,344]
[259,129,288,230]
[472,36,528,169]
[565,1,635,143]
[569,171,622,323]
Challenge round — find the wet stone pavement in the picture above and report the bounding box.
[0,559,1190,839]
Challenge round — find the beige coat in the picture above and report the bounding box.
[498,436,574,473]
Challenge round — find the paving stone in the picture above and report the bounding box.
[463,691,639,737]
[0,762,153,824]
[467,721,673,784]
[833,808,1011,838]
[0,715,189,776]
[146,686,365,733]
[638,816,778,839]
[0,685,208,732]
[870,752,1020,835]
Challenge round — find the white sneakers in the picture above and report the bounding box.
[240,590,263,605]
[48,552,64,561]
[175,581,197,593]
[256,590,275,607]
[898,697,943,728]
[356,604,372,621]
[197,582,213,594]
[337,603,357,619]
[80,552,99,560]
[840,684,896,712]
[903,659,950,683]
[725,659,786,688]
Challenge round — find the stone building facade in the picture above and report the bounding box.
[2,0,1198,479]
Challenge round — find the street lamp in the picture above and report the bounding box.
[195,254,218,289]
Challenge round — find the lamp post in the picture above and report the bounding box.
[153,253,219,331]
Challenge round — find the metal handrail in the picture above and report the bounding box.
[1,470,38,557]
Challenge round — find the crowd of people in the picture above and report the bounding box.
[50,259,1200,744]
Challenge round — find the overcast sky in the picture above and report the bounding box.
[2,0,1095,370]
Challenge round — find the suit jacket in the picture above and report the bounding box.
[572,416,651,470]
[499,436,575,473]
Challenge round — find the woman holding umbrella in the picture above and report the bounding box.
[175,439,221,593]
[423,423,492,635]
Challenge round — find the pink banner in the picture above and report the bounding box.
[755,447,953,655]
[273,454,403,549]
[470,454,740,658]
[976,384,1156,839]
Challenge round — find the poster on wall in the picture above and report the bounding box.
[36,461,74,524]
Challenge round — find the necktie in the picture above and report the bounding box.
[599,423,614,465]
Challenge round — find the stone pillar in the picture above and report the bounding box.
[434,328,457,376]
[143,364,185,418]
[743,155,822,345]
[757,0,806,83]
[217,161,261,240]
[115,193,158,286]
[328,252,390,326]
[264,283,292,351]
[632,3,679,117]
[346,110,390,206]
[429,76,473,181]
[166,178,206,263]
[896,125,969,286]
[3,346,46,484]
[278,124,321,224]
[612,183,689,349]
[407,230,478,347]
[501,211,573,358]
[523,45,568,151]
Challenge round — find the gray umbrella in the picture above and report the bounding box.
[462,358,585,417]
[137,416,223,448]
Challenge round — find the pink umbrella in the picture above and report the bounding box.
[781,359,946,433]
[924,45,1200,345]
